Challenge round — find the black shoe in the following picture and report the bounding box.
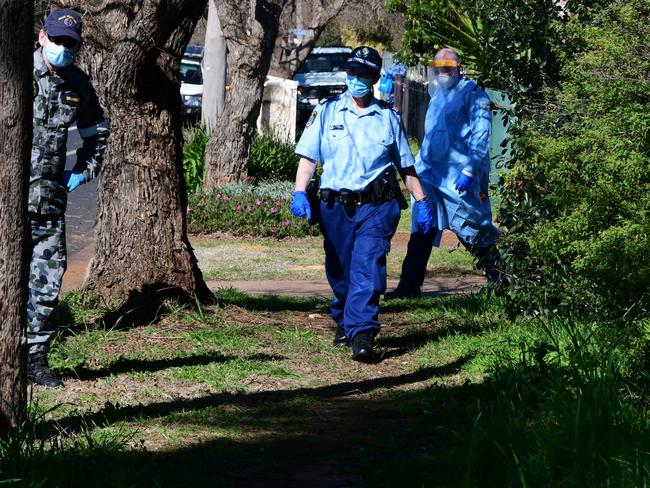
[27,352,63,388]
[384,287,422,300]
[351,332,375,363]
[333,326,348,346]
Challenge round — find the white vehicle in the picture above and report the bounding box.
[293,46,351,111]
[180,44,204,122]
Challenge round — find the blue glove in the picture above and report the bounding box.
[454,171,474,192]
[415,200,434,234]
[64,171,86,192]
[290,191,312,220]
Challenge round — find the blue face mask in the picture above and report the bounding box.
[346,75,373,98]
[44,41,75,68]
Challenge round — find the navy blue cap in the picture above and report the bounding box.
[344,46,382,77]
[45,9,83,43]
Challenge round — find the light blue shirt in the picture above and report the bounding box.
[295,92,415,191]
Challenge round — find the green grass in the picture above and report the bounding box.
[5,289,646,487]
[192,233,477,281]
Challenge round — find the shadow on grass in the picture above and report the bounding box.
[22,368,498,488]
[381,292,494,314]
[59,283,218,337]
[57,352,285,381]
[25,360,649,488]
[214,287,330,312]
[44,357,470,436]
[376,324,482,361]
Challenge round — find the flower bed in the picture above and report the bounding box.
[187,181,319,238]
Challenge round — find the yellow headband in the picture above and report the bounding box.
[429,59,460,68]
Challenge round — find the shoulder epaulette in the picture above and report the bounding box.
[320,94,340,105]
[378,98,400,114]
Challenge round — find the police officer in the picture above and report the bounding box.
[27,9,109,387]
[290,46,433,362]
[385,48,500,299]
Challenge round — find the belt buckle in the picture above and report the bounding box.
[339,189,350,206]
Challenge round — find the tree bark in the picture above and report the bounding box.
[0,0,32,436]
[269,0,348,80]
[201,0,227,134]
[68,0,212,302]
[203,0,285,187]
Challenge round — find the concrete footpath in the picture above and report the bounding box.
[205,277,483,297]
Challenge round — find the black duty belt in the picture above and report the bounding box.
[320,188,379,206]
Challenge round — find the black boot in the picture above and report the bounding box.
[333,325,349,346]
[27,352,63,388]
[351,332,376,363]
[383,287,422,300]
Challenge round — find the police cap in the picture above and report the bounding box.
[45,9,83,43]
[344,46,382,78]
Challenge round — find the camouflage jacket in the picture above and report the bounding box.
[31,48,109,214]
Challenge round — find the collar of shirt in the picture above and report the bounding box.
[339,92,382,118]
[33,49,50,78]
[33,48,67,84]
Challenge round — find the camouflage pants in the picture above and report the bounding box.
[27,214,66,354]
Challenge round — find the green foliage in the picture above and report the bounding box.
[182,125,208,193]
[248,133,299,182]
[386,0,563,99]
[182,128,299,192]
[468,316,650,486]
[499,0,650,319]
[186,181,319,238]
[0,402,134,486]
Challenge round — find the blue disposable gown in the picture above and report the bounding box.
[412,77,500,246]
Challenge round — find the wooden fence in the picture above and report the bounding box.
[391,76,430,144]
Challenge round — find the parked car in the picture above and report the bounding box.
[180,44,204,123]
[293,46,351,129]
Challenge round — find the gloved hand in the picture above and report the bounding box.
[290,191,312,220]
[415,200,434,234]
[454,170,474,192]
[64,171,86,192]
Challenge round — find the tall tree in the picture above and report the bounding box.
[0,0,32,435]
[201,0,227,133]
[269,0,348,79]
[203,0,286,187]
[64,0,213,302]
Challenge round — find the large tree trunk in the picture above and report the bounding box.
[0,0,32,436]
[269,0,348,80]
[69,0,212,302]
[203,0,285,187]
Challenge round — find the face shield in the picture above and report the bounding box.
[427,59,461,96]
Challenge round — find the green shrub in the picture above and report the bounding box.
[498,0,650,320]
[458,323,650,487]
[182,125,208,192]
[248,133,299,182]
[187,181,319,238]
[182,129,299,190]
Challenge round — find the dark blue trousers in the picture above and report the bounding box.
[320,199,401,340]
[397,230,498,291]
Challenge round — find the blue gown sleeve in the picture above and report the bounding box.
[466,88,492,174]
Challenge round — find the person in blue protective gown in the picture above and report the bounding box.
[385,48,501,299]
[290,46,434,362]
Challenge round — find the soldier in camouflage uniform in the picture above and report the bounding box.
[28,9,109,387]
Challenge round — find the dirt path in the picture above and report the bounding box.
[206,276,482,297]
[62,231,472,293]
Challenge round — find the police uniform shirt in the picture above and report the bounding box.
[295,92,414,192]
[31,48,109,214]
